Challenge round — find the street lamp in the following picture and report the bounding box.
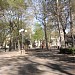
[19,29,27,50]
[25,30,27,32]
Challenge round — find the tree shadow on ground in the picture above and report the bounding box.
[0,55,44,75]
[26,48,75,75]
[17,55,75,75]
[0,56,29,67]
[0,49,75,75]
[46,63,74,75]
[27,48,75,63]
[58,54,75,63]
[18,64,44,75]
[0,56,31,75]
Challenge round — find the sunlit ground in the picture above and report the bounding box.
[0,49,75,75]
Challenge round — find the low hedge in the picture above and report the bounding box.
[59,48,75,54]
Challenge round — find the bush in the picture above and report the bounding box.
[69,48,75,54]
[59,47,75,54]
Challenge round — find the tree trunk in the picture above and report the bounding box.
[9,39,12,51]
[63,29,66,48]
[18,40,20,51]
[9,21,12,51]
[44,22,48,50]
[69,0,74,47]
[57,0,62,48]
[15,42,17,50]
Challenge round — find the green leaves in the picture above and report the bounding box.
[33,23,44,40]
[7,0,27,9]
[0,0,9,10]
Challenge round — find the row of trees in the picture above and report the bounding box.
[32,0,75,49]
[0,0,75,50]
[0,0,33,51]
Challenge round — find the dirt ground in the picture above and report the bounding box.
[0,49,75,75]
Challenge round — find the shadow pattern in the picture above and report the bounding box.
[0,48,75,75]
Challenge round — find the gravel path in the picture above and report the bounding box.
[0,50,75,75]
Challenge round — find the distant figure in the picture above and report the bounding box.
[58,46,60,49]
[41,41,45,49]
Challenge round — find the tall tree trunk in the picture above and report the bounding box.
[18,40,20,51]
[57,0,62,48]
[15,42,17,50]
[69,0,74,47]
[17,13,20,51]
[9,39,12,51]
[63,29,66,48]
[58,23,62,48]
[9,21,12,51]
[44,22,48,50]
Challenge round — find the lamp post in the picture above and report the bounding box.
[19,29,27,50]
[19,29,24,50]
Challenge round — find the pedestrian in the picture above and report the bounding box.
[41,41,45,49]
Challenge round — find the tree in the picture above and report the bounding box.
[0,0,9,10]
[0,0,31,51]
[33,23,44,41]
[33,0,49,50]
[0,21,9,46]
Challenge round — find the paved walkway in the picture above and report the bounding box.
[0,49,75,75]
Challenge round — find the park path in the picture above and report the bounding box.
[0,49,75,75]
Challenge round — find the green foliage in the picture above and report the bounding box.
[33,23,44,40]
[0,21,9,44]
[60,47,75,54]
[7,0,27,9]
[69,47,75,54]
[0,0,9,10]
